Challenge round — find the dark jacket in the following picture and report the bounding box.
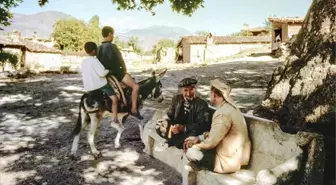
[97,41,127,75]
[167,94,210,136]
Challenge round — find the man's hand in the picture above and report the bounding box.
[184,136,200,148]
[171,124,184,134]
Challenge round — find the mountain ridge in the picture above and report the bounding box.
[0,11,193,50]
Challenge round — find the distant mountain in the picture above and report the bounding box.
[0,11,73,38]
[121,25,192,49]
[0,11,192,49]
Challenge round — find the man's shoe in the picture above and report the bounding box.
[130,111,144,120]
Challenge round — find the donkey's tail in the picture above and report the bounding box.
[71,94,86,137]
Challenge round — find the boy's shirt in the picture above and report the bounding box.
[97,41,127,73]
[80,56,109,92]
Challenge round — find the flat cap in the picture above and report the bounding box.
[178,78,197,88]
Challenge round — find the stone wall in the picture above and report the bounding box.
[189,43,268,63]
[142,109,325,185]
[60,53,138,72]
[160,47,176,63]
[61,54,85,72]
[25,52,62,72]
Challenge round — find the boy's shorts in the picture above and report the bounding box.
[96,84,116,96]
[110,70,126,81]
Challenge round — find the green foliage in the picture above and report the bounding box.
[152,39,175,54]
[52,18,88,51]
[1,0,204,28]
[157,39,175,48]
[127,36,142,53]
[36,0,205,16]
[52,15,144,52]
[52,15,103,52]
[196,30,210,36]
[1,0,204,35]
[263,19,272,31]
[87,15,102,44]
[230,30,253,36]
[111,0,204,16]
[0,51,19,70]
[114,36,128,48]
[0,0,23,28]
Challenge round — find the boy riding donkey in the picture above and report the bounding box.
[97,26,143,120]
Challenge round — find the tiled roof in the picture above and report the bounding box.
[243,27,268,32]
[177,35,271,46]
[268,17,304,24]
[0,38,61,54]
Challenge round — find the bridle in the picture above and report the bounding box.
[147,81,162,99]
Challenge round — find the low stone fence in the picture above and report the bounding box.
[141,108,325,185]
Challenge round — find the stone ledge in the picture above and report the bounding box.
[141,109,325,185]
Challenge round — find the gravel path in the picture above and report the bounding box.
[0,55,282,185]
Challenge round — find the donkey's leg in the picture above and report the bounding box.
[88,113,101,158]
[110,122,125,149]
[138,120,144,140]
[70,106,89,157]
[110,113,127,148]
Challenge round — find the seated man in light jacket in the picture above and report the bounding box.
[184,79,251,184]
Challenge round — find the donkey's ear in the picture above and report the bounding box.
[158,68,167,79]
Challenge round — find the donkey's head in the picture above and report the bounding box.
[138,68,167,104]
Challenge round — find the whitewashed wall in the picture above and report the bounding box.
[25,52,62,71]
[61,55,84,72]
[190,43,268,63]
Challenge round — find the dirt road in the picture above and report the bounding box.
[0,56,282,185]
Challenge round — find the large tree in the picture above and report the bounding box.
[52,18,88,51]
[0,0,205,28]
[87,15,101,44]
[0,0,22,29]
[255,0,335,184]
[256,0,335,135]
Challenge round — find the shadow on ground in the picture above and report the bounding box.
[0,74,180,185]
[0,59,282,185]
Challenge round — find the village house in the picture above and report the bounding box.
[0,31,62,72]
[268,17,304,52]
[176,34,271,63]
[23,32,56,49]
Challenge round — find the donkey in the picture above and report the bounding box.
[70,69,167,158]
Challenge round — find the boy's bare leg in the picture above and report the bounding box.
[121,74,143,119]
[109,95,119,122]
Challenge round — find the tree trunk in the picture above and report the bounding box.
[255,0,335,184]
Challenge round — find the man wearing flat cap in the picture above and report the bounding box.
[158,77,210,149]
[184,79,251,181]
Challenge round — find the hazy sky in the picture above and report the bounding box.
[12,0,312,35]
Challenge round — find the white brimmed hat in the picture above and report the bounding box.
[210,79,238,109]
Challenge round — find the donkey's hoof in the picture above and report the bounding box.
[67,153,80,161]
[93,151,102,159]
[114,143,121,149]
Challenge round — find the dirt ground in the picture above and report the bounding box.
[0,54,282,185]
